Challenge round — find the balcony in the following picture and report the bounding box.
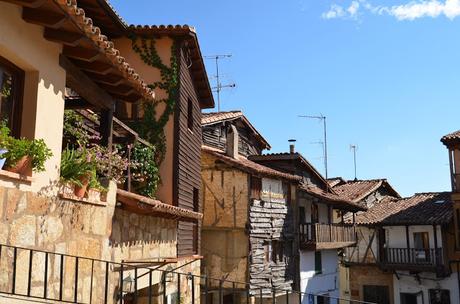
[380,248,448,275]
[299,223,357,250]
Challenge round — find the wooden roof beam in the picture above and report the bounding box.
[1,0,46,8]
[60,55,115,110]
[63,46,101,62]
[44,28,84,46]
[100,84,136,96]
[71,59,113,75]
[110,93,142,103]
[23,7,67,28]
[84,72,125,86]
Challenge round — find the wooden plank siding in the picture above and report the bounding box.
[175,45,203,257]
[202,120,264,157]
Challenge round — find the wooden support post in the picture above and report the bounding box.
[100,109,113,151]
[433,224,438,265]
[405,225,411,263]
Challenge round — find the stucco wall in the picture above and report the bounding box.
[300,250,339,304]
[384,225,442,249]
[0,2,66,193]
[393,272,459,304]
[113,37,175,206]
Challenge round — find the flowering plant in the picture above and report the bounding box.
[131,143,160,198]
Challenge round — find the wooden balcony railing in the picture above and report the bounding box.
[299,223,357,249]
[381,247,444,267]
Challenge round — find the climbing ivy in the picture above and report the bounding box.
[130,36,180,164]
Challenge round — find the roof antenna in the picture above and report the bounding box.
[298,114,328,178]
[204,54,236,112]
[350,144,358,181]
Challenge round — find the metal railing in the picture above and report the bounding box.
[381,247,444,266]
[0,243,375,304]
[299,223,357,244]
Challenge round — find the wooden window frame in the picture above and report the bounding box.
[0,55,24,138]
[315,251,322,274]
[187,98,193,132]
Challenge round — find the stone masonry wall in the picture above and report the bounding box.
[0,183,197,304]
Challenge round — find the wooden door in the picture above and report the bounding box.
[363,285,390,304]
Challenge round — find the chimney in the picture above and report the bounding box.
[288,139,296,154]
[226,125,239,158]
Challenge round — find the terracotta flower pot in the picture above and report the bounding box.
[74,175,90,198]
[6,155,32,176]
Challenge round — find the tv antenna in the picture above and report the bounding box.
[350,144,358,180]
[299,114,328,178]
[205,54,236,112]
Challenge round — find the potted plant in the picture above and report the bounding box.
[4,137,52,175]
[87,168,107,201]
[60,147,92,198]
[0,121,10,169]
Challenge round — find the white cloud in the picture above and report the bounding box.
[322,0,460,20]
[322,4,346,19]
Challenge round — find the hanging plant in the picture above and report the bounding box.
[130,36,181,164]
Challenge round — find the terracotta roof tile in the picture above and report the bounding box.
[202,111,243,125]
[202,111,271,149]
[441,130,460,146]
[354,192,453,226]
[327,177,346,187]
[56,0,155,102]
[202,146,299,182]
[299,184,366,212]
[332,179,400,203]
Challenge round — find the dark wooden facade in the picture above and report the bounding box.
[202,118,268,157]
[175,44,203,257]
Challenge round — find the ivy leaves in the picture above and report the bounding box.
[130,37,180,164]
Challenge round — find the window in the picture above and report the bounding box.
[272,240,284,263]
[456,208,460,249]
[414,232,430,249]
[414,232,430,263]
[429,289,450,304]
[193,187,199,212]
[317,295,330,304]
[299,206,306,224]
[0,56,24,138]
[315,251,322,274]
[263,241,272,263]
[187,98,193,131]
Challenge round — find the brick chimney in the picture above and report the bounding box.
[227,125,239,158]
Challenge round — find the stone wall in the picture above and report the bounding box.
[0,183,199,304]
[348,265,394,304]
[201,152,250,289]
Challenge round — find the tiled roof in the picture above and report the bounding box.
[441,130,460,146]
[249,153,329,189]
[202,111,243,125]
[354,192,453,226]
[202,146,300,182]
[128,25,214,109]
[332,179,400,203]
[75,1,214,108]
[327,177,346,187]
[299,184,366,212]
[202,111,271,149]
[57,0,155,102]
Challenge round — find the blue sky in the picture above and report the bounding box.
[111,0,460,197]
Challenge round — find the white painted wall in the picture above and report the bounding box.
[0,2,65,193]
[384,225,443,249]
[300,250,339,304]
[393,272,459,304]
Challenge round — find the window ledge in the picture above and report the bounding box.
[0,170,33,184]
[58,192,107,207]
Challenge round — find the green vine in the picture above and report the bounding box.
[130,36,180,164]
